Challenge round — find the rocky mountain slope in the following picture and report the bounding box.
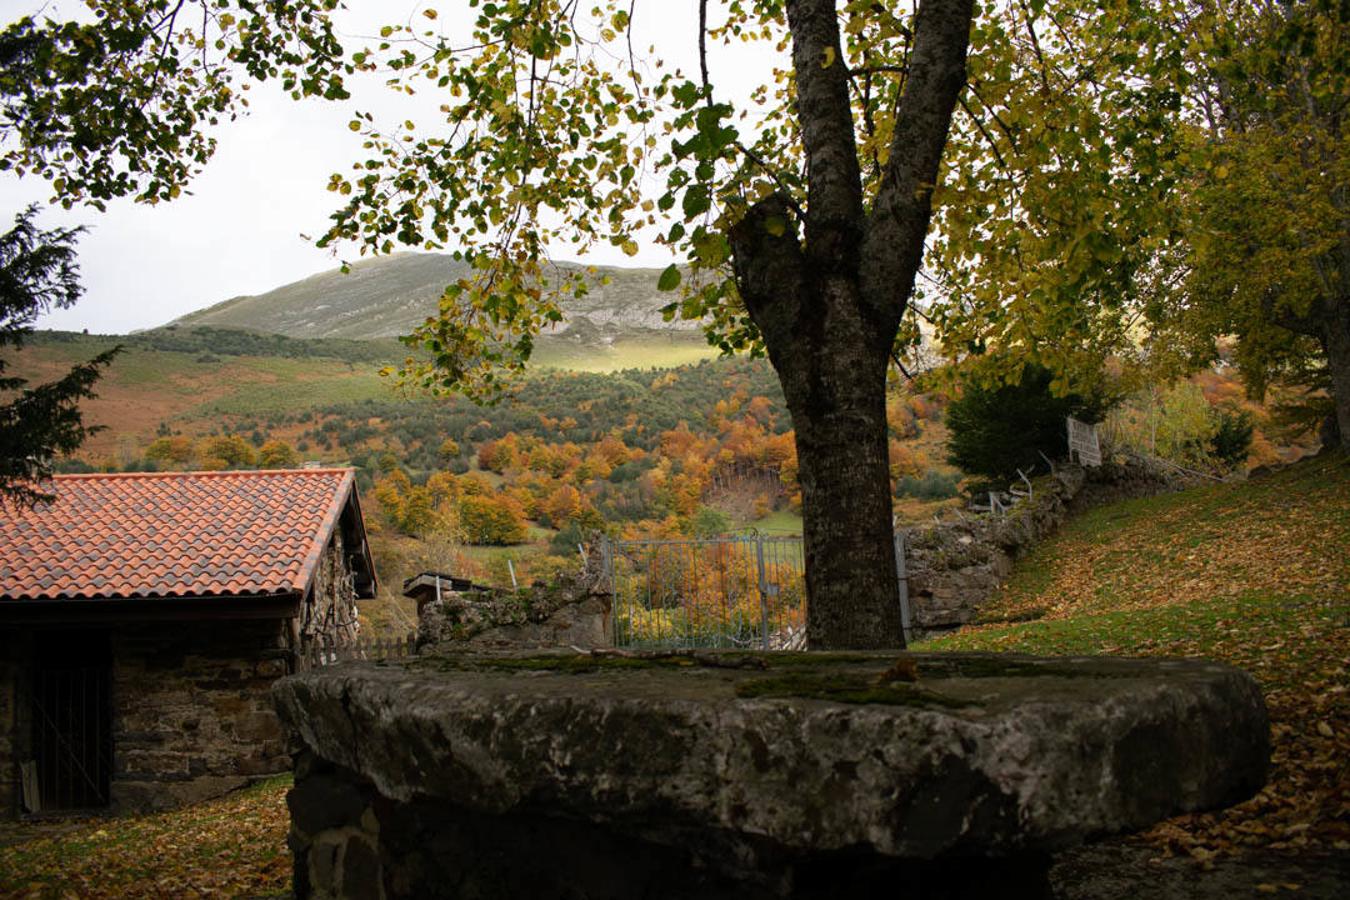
[169,253,701,345]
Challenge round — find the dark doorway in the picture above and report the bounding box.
[30,631,112,811]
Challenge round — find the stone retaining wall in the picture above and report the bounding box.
[904,461,1173,635]
[416,548,611,650]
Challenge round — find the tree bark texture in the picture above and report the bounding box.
[730,0,973,649]
[1321,301,1350,447]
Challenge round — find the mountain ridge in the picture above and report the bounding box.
[169,252,702,345]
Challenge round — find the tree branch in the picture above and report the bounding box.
[698,0,711,99]
[728,194,807,355]
[784,0,863,271]
[859,0,974,340]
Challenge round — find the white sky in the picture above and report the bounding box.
[0,1,780,333]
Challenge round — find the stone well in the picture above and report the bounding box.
[273,650,1268,900]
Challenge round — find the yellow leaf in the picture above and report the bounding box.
[620,240,639,257]
[821,47,836,69]
[1315,721,1333,737]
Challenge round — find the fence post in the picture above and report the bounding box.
[755,536,770,650]
[600,535,617,645]
[894,532,912,645]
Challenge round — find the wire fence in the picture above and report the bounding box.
[605,534,910,650]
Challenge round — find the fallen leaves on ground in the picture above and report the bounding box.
[922,453,1350,863]
[0,776,292,899]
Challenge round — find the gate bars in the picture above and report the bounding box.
[605,534,911,650]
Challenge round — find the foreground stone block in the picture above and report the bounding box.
[274,651,1268,899]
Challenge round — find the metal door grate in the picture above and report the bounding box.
[30,633,112,811]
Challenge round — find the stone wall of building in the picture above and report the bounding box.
[110,618,295,812]
[1,529,367,818]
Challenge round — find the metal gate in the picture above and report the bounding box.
[605,534,910,650]
[29,633,113,811]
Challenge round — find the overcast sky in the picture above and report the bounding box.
[1,1,778,334]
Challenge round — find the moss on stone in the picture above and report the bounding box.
[410,652,700,675]
[755,652,880,667]
[477,655,698,674]
[734,672,972,708]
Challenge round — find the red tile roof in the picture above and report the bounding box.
[0,468,368,602]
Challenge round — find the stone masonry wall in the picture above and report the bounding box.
[110,618,294,812]
[903,461,1173,635]
[417,546,612,651]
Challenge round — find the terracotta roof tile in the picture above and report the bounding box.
[0,468,361,602]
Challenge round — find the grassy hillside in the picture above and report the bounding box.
[919,453,1350,862]
[10,333,398,458]
[9,329,722,459]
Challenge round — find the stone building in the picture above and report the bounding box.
[0,468,376,818]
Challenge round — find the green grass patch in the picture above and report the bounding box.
[737,508,803,535]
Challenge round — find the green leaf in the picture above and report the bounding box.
[682,184,710,219]
[657,264,682,292]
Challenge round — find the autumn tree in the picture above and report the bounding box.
[5,1,1007,648]
[144,434,195,467]
[258,439,300,468]
[1163,1,1348,445]
[459,493,528,545]
[930,1,1348,446]
[199,434,256,469]
[0,1,349,208]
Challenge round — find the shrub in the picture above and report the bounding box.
[946,364,1105,481]
[549,520,590,557]
[895,470,961,500]
[690,506,731,537]
[258,440,299,468]
[1210,407,1255,469]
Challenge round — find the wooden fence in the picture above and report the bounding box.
[303,634,418,669]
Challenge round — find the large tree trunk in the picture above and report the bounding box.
[729,0,973,649]
[785,320,902,648]
[1322,301,1350,448]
